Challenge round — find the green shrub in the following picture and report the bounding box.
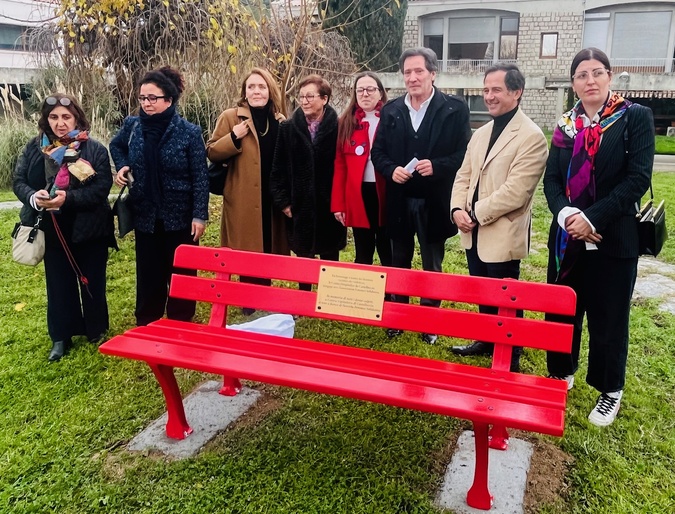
[0,118,36,188]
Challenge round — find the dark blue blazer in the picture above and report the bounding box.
[109,113,209,233]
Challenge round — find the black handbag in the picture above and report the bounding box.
[636,185,667,257]
[208,160,228,195]
[112,184,134,237]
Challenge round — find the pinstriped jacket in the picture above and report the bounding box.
[544,103,654,259]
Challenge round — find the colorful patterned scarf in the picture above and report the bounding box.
[551,92,630,280]
[41,130,95,195]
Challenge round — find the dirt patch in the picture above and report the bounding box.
[520,432,574,513]
[225,383,284,432]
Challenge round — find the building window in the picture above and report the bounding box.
[540,33,558,58]
[612,11,671,59]
[448,17,496,60]
[0,24,26,50]
[582,13,610,52]
[423,18,444,60]
[499,17,518,60]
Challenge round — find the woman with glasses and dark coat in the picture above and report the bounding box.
[270,74,346,284]
[13,93,114,362]
[544,48,654,427]
[110,66,209,326]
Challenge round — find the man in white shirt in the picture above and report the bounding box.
[371,47,471,344]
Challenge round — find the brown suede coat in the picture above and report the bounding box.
[207,104,289,255]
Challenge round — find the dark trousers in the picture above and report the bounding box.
[353,182,392,267]
[44,230,109,343]
[465,234,522,355]
[391,198,445,307]
[296,250,339,291]
[135,222,197,326]
[546,250,637,393]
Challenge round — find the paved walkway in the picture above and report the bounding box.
[654,154,675,172]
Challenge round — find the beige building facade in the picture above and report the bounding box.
[384,0,675,131]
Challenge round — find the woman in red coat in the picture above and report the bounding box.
[332,72,391,266]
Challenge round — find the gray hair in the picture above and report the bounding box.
[398,47,438,73]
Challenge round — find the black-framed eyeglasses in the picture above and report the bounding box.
[45,96,71,107]
[355,87,380,96]
[138,95,169,104]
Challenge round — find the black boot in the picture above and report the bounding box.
[48,339,71,362]
[510,347,524,373]
[451,341,494,357]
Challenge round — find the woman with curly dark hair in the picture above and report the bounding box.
[110,67,209,326]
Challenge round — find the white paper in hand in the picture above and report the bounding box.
[403,157,419,175]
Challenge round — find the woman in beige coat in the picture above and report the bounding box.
[207,68,289,312]
[208,68,288,254]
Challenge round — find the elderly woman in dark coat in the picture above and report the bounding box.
[270,74,346,288]
[110,66,209,326]
[13,93,114,362]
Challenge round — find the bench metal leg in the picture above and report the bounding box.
[219,376,242,396]
[467,422,494,510]
[149,364,193,440]
[489,425,509,451]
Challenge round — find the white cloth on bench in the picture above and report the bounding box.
[227,314,295,338]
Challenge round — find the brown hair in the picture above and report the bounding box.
[237,68,285,116]
[337,72,387,148]
[297,74,332,103]
[37,93,90,139]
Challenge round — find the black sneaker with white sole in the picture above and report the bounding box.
[588,391,622,427]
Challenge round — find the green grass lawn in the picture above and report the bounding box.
[1,180,674,513]
[655,135,675,155]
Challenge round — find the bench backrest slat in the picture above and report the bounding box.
[173,246,576,315]
[171,275,572,352]
[170,247,576,354]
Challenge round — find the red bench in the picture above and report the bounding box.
[99,246,575,510]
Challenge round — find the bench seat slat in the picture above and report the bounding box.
[170,276,574,353]
[124,320,567,410]
[100,333,565,436]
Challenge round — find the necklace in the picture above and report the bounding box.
[258,117,269,137]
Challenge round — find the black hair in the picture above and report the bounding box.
[139,66,185,103]
[484,62,525,93]
[570,48,612,80]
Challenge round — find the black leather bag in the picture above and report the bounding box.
[208,161,228,195]
[112,184,134,237]
[636,186,667,257]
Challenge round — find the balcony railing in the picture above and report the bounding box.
[610,58,675,74]
[440,59,518,74]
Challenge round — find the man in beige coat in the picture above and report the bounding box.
[450,63,548,371]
